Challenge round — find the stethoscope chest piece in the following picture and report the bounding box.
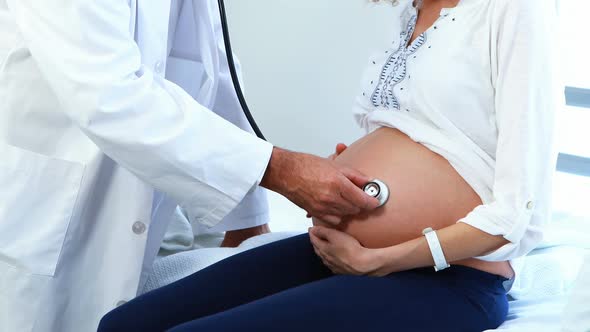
[363,179,390,207]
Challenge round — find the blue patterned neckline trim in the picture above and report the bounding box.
[370,14,425,110]
[369,0,461,110]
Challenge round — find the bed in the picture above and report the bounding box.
[145,191,590,331]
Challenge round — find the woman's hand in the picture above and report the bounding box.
[309,226,388,276]
[328,143,348,161]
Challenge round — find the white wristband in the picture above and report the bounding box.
[422,227,450,272]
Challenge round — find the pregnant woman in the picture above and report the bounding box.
[99,0,559,331]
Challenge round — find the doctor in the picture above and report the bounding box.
[0,1,379,331]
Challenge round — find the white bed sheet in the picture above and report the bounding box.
[487,297,567,331]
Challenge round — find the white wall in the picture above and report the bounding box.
[225,0,395,156]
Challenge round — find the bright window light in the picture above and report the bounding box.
[559,0,590,89]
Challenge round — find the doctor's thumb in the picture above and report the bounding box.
[337,167,380,211]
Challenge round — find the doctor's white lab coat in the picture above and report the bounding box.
[0,1,273,331]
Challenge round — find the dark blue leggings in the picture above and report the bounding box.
[99,234,508,332]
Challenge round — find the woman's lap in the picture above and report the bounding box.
[99,234,508,332]
[99,234,330,331]
[170,272,507,332]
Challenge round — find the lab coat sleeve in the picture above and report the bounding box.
[457,0,561,261]
[7,0,273,227]
[182,19,271,231]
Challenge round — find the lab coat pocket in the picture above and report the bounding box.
[165,55,206,101]
[0,264,51,332]
[0,143,84,277]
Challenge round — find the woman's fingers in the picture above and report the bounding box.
[313,246,321,257]
[328,144,348,161]
[310,227,349,274]
[335,143,348,156]
[310,230,334,261]
[311,226,370,276]
[309,229,328,249]
[311,226,332,241]
[310,233,333,270]
[313,245,338,272]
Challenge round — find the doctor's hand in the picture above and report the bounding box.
[261,147,380,225]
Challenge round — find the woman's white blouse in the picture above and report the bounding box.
[354,0,562,262]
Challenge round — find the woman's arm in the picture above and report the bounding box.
[309,223,508,276]
[452,0,560,262]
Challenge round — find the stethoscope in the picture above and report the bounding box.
[217,0,390,207]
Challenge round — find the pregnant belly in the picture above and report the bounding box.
[318,127,513,277]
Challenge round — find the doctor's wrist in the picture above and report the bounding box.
[260,147,289,193]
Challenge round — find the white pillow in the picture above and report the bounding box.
[143,232,301,294]
[561,251,590,332]
[509,246,587,300]
[540,214,590,249]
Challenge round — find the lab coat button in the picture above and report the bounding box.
[132,221,147,235]
[526,201,534,210]
[154,61,164,74]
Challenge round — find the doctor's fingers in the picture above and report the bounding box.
[336,172,380,212]
[306,187,364,217]
[336,165,371,188]
[312,214,342,226]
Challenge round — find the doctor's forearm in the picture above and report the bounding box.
[372,223,509,275]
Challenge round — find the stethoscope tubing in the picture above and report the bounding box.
[217,0,267,141]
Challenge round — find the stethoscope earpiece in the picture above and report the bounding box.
[363,179,390,207]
